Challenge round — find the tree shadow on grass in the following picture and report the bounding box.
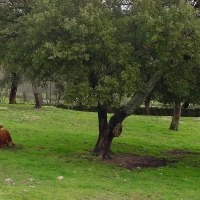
[2,144,199,170]
[0,144,24,151]
[102,149,200,170]
[103,154,170,170]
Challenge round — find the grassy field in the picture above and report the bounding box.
[0,104,200,200]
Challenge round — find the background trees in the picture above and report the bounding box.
[0,0,34,104]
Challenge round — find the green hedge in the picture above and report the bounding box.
[57,104,200,117]
[135,107,200,117]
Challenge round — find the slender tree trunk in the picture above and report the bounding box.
[22,92,27,103]
[169,101,181,131]
[45,87,49,105]
[49,81,52,105]
[93,71,163,159]
[9,73,18,104]
[32,83,42,109]
[144,96,151,115]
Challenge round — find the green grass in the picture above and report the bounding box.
[0,104,200,200]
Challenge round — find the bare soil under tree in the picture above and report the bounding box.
[91,149,198,170]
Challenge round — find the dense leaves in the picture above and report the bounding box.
[1,0,200,108]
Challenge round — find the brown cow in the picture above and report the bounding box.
[0,125,15,148]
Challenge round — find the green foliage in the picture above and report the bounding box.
[1,0,200,110]
[0,0,34,64]
[129,0,200,104]
[162,1,200,99]
[0,0,139,107]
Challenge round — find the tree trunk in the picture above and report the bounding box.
[93,104,124,159]
[97,104,108,133]
[49,81,52,105]
[32,83,42,109]
[93,104,110,158]
[169,101,181,131]
[9,73,18,104]
[33,92,41,109]
[144,96,151,115]
[9,84,17,104]
[93,71,163,159]
[22,92,27,103]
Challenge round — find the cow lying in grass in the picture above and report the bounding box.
[0,125,15,148]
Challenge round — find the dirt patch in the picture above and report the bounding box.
[103,149,200,170]
[164,149,199,156]
[104,154,169,170]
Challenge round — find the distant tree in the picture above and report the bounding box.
[151,60,200,131]
[9,72,21,104]
[0,0,34,104]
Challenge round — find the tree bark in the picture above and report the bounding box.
[169,101,181,131]
[32,83,42,109]
[144,96,151,115]
[93,104,111,158]
[9,84,17,104]
[9,73,18,104]
[97,104,108,133]
[93,71,163,159]
[33,92,41,109]
[22,92,27,102]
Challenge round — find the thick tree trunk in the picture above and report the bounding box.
[97,104,108,133]
[93,105,124,159]
[169,101,181,131]
[9,84,17,104]
[93,71,163,159]
[93,104,111,158]
[33,92,41,109]
[144,96,151,115]
[93,104,124,159]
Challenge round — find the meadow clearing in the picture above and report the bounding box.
[0,104,200,200]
